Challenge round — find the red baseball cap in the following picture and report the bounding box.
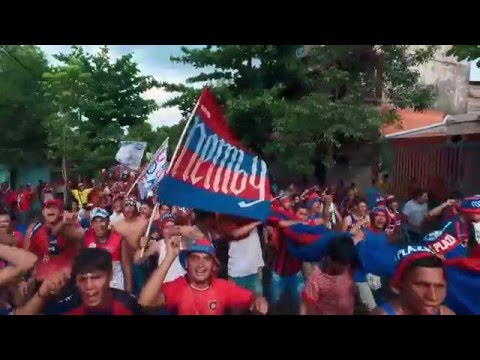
[43,199,63,211]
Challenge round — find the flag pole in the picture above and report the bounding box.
[165,92,202,174]
[125,137,169,197]
[141,94,202,257]
[125,175,141,197]
[139,202,160,258]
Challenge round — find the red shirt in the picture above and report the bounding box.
[1,190,17,211]
[84,229,122,261]
[18,190,35,212]
[29,223,78,281]
[163,276,254,315]
[88,189,102,208]
[302,265,355,315]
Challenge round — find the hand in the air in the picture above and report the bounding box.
[166,236,181,258]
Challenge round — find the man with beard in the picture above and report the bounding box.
[370,245,454,315]
[62,208,133,292]
[17,248,144,315]
[111,197,148,295]
[139,236,268,315]
[23,199,81,284]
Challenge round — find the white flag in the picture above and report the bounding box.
[137,138,169,199]
[115,141,147,171]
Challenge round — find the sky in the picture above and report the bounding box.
[39,45,204,128]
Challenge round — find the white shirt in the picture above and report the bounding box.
[228,228,264,278]
[158,240,186,283]
[402,200,428,227]
[109,211,124,225]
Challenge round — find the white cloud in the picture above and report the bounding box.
[39,45,198,128]
[143,86,182,127]
[142,68,197,128]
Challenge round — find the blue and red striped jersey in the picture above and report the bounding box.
[44,288,145,315]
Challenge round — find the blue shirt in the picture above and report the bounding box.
[366,187,382,208]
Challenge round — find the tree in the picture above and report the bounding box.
[447,45,480,65]
[44,46,160,177]
[0,45,53,166]
[161,45,437,176]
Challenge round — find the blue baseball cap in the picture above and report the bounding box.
[178,239,220,270]
[91,207,109,221]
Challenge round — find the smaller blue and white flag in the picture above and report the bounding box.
[137,138,169,199]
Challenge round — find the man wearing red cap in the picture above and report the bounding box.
[370,245,454,315]
[23,199,81,285]
[139,236,268,315]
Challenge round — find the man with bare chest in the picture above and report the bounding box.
[111,197,147,295]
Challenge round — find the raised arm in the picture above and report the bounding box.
[225,221,262,241]
[14,271,70,315]
[51,212,85,244]
[138,236,180,308]
[0,244,38,287]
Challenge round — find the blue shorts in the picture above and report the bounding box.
[229,273,263,296]
[269,271,304,308]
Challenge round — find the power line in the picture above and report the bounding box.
[0,45,36,77]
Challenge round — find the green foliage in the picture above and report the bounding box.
[447,45,480,65]
[43,46,160,176]
[160,45,437,175]
[0,45,52,165]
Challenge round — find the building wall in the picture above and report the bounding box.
[326,144,378,192]
[0,164,9,184]
[410,45,470,114]
[390,134,480,200]
[16,166,50,189]
[0,164,51,189]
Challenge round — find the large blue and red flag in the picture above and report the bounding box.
[157,88,271,221]
[444,257,480,315]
